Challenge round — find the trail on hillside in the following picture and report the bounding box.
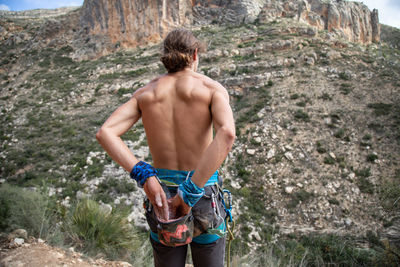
[0,237,133,267]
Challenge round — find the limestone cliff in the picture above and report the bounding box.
[80,0,380,49]
[260,0,380,44]
[80,0,192,47]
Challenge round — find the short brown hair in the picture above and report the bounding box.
[161,29,205,73]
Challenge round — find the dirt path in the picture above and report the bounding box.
[0,238,132,267]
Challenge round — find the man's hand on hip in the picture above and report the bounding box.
[143,176,169,220]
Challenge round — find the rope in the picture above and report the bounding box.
[225,215,235,267]
[215,183,235,267]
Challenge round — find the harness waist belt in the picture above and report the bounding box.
[155,168,219,187]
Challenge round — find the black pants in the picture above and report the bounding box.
[150,236,225,267]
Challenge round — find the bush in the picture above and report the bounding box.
[298,234,384,266]
[357,177,374,194]
[367,153,378,162]
[380,181,400,211]
[324,156,335,165]
[316,141,327,154]
[287,190,313,209]
[0,183,57,238]
[334,128,346,139]
[355,167,371,178]
[65,198,139,259]
[294,109,310,122]
[339,72,351,80]
[339,83,353,95]
[367,103,393,116]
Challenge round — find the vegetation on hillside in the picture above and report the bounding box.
[1,13,400,266]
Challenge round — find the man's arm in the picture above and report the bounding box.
[96,97,141,171]
[190,85,236,187]
[96,95,169,219]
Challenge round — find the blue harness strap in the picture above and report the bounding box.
[156,168,219,187]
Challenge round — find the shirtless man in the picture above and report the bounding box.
[96,29,235,267]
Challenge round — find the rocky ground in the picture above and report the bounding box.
[0,229,133,267]
[0,4,400,265]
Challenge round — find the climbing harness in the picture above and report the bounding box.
[144,172,235,265]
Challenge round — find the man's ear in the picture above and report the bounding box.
[193,48,198,61]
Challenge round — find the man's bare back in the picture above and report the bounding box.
[97,29,235,265]
[96,28,234,222]
[136,69,228,171]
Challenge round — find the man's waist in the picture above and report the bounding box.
[155,168,219,187]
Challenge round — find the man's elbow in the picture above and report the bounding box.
[96,127,107,143]
[220,126,236,149]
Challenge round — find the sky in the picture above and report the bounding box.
[0,1,83,11]
[0,0,399,29]
[358,0,400,29]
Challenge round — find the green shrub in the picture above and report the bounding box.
[298,234,385,266]
[357,177,374,194]
[355,167,371,178]
[367,153,378,162]
[339,72,351,80]
[361,56,374,64]
[324,156,335,165]
[334,128,346,139]
[367,103,392,116]
[65,198,139,259]
[339,83,353,95]
[328,198,340,205]
[380,181,400,211]
[287,190,313,209]
[292,168,302,174]
[296,101,307,107]
[363,134,372,140]
[316,141,327,154]
[320,93,332,101]
[53,55,74,66]
[395,169,400,179]
[0,183,57,238]
[294,109,310,122]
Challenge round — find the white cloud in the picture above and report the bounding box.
[0,4,10,11]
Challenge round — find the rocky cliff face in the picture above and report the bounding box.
[79,0,380,50]
[259,0,380,44]
[80,0,192,47]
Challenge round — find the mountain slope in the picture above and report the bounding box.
[1,4,400,266]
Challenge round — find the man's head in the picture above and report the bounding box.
[161,29,205,73]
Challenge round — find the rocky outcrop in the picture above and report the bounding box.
[80,0,193,47]
[80,0,380,48]
[192,0,267,23]
[260,0,380,44]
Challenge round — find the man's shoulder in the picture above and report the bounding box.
[133,75,165,96]
[193,72,225,92]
